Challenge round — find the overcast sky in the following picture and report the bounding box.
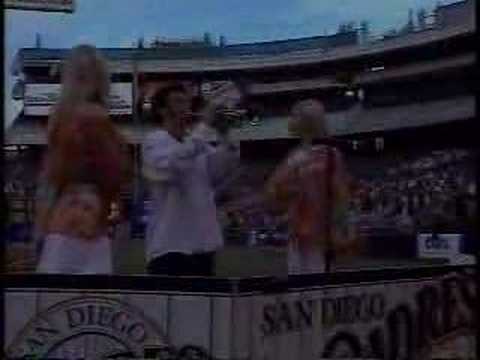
[4,0,459,128]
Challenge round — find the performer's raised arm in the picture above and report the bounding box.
[192,82,242,189]
[142,131,206,184]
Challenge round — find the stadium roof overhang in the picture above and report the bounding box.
[133,25,475,73]
[12,21,474,76]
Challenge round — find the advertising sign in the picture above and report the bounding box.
[24,83,133,116]
[4,0,75,13]
[4,269,475,359]
[109,83,133,115]
[417,233,463,260]
[252,270,476,360]
[24,83,60,116]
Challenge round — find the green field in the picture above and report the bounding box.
[112,233,446,276]
[113,235,287,276]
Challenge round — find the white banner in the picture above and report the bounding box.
[417,233,463,260]
[4,0,75,12]
[109,83,133,115]
[252,271,476,360]
[24,83,133,116]
[4,270,476,359]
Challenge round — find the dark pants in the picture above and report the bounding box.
[147,252,215,276]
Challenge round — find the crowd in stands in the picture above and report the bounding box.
[219,148,476,247]
[351,149,475,233]
[6,146,476,251]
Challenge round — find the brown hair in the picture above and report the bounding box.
[150,83,187,123]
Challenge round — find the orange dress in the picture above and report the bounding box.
[267,145,353,273]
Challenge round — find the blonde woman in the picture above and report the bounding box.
[35,45,110,240]
[37,104,128,274]
[35,45,111,238]
[48,44,110,147]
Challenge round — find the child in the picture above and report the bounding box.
[37,184,112,274]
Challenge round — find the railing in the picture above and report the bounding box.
[5,95,474,145]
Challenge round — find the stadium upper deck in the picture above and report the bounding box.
[6,0,475,145]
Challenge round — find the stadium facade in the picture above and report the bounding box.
[5,0,476,236]
[7,0,475,143]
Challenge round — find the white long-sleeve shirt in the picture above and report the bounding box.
[142,125,239,261]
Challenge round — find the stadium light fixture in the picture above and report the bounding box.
[375,137,385,152]
[49,64,60,77]
[357,89,365,101]
[143,101,152,111]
